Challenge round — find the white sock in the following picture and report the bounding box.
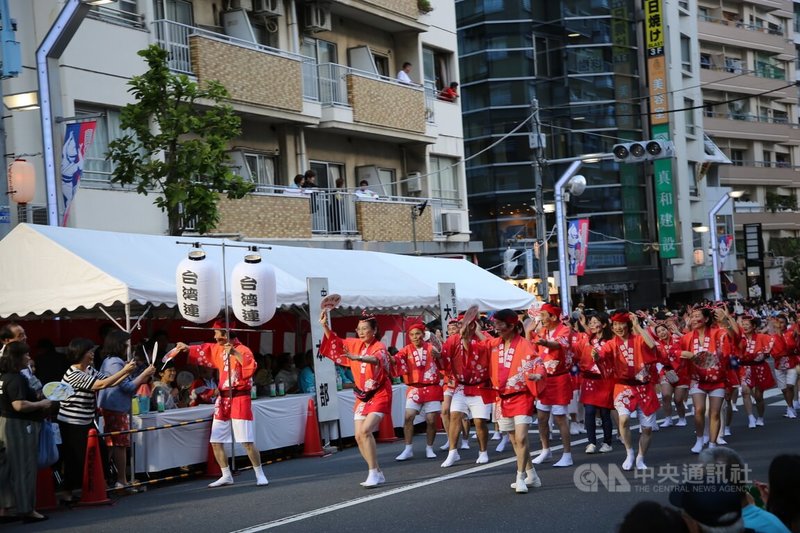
[403,444,413,452]
[253,465,265,477]
[220,467,232,479]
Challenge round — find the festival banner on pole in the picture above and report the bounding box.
[718,234,734,264]
[60,121,97,226]
[568,218,589,276]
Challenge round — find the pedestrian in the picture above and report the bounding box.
[174,319,268,488]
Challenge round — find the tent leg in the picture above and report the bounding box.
[99,306,126,333]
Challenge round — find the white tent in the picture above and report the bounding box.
[0,224,535,319]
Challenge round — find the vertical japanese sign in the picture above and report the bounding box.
[567,219,589,276]
[644,0,678,258]
[307,277,339,422]
[437,283,457,340]
[60,121,97,226]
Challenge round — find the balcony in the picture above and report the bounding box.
[702,111,800,143]
[328,0,427,32]
[317,63,431,142]
[719,162,800,187]
[214,187,460,242]
[699,67,792,98]
[698,15,793,56]
[153,20,318,118]
[733,209,800,232]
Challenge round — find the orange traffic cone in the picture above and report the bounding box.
[79,429,111,505]
[376,412,399,443]
[205,440,222,478]
[302,398,325,457]
[35,467,58,511]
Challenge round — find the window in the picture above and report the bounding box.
[309,161,343,189]
[90,0,142,26]
[680,35,692,72]
[700,54,711,69]
[75,106,123,182]
[684,98,695,136]
[429,156,459,202]
[243,153,277,187]
[730,149,744,166]
[373,54,389,78]
[154,0,192,24]
[423,46,454,92]
[302,38,337,64]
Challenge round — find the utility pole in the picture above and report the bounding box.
[530,98,548,300]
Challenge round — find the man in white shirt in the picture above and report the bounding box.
[397,62,415,85]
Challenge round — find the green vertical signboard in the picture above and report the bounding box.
[652,124,678,258]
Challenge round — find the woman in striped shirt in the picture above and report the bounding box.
[56,338,135,501]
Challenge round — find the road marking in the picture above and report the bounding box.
[231,436,589,532]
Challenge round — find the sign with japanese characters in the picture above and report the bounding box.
[230,254,277,327]
[644,0,669,125]
[308,277,339,422]
[437,283,457,340]
[176,251,221,324]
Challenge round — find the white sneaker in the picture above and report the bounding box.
[460,440,471,450]
[786,408,797,419]
[440,450,460,468]
[439,440,451,451]
[599,443,613,453]
[691,438,704,454]
[425,446,437,459]
[716,436,728,445]
[569,422,580,435]
[635,455,647,470]
[495,434,509,453]
[723,427,731,436]
[585,443,597,454]
[361,471,383,488]
[510,469,541,489]
[208,474,234,488]
[675,418,687,427]
[756,417,765,427]
[491,431,501,441]
[659,418,673,428]
[532,449,552,464]
[255,474,269,486]
[622,451,635,471]
[476,451,489,464]
[748,415,757,429]
[553,453,573,467]
[514,474,529,493]
[395,447,414,461]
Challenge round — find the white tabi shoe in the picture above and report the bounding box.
[794,401,800,410]
[395,447,414,461]
[360,470,384,488]
[460,440,471,450]
[495,434,510,453]
[425,446,437,459]
[748,415,757,429]
[255,475,269,486]
[659,418,673,428]
[723,427,731,436]
[208,474,234,488]
[785,408,797,419]
[440,450,460,468]
[716,435,728,445]
[553,453,573,468]
[510,468,542,489]
[690,437,704,454]
[635,455,647,471]
[532,449,553,465]
[439,440,451,451]
[675,417,687,427]
[622,451,635,471]
[491,431,501,441]
[756,417,765,427]
[513,473,529,494]
[476,451,489,464]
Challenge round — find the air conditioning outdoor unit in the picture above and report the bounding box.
[252,0,284,16]
[441,212,462,235]
[305,2,331,32]
[406,171,422,193]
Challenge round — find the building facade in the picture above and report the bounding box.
[1,0,480,257]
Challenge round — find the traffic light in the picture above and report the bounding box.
[502,248,520,278]
[612,140,674,163]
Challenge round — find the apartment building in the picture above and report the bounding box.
[698,0,799,297]
[1,0,480,256]
[456,0,730,309]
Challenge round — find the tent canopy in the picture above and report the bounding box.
[0,224,535,318]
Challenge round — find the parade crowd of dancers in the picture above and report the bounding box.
[319,301,800,492]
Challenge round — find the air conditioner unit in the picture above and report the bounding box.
[441,212,462,235]
[304,2,331,32]
[252,0,283,16]
[406,172,422,193]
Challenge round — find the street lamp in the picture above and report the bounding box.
[709,190,745,300]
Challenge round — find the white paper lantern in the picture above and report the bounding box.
[176,250,221,324]
[8,159,35,204]
[231,253,277,326]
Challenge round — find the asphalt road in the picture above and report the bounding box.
[12,390,798,533]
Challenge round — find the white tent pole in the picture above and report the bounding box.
[99,306,126,333]
[129,304,151,335]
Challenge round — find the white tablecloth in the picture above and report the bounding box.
[131,385,407,473]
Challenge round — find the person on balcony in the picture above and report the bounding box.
[438,82,459,102]
[355,180,378,199]
[396,62,416,85]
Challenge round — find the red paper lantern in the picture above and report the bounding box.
[8,158,35,204]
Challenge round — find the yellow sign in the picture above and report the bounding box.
[644,0,665,56]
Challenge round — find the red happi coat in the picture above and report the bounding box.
[440,333,495,403]
[680,327,730,391]
[572,332,615,409]
[531,323,573,405]
[597,334,659,415]
[776,331,797,371]
[188,340,255,421]
[320,333,392,416]
[736,332,778,390]
[486,334,542,417]
[394,342,444,404]
[656,334,690,386]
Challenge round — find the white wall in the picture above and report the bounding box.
[68,188,168,234]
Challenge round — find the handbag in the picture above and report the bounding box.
[37,420,60,468]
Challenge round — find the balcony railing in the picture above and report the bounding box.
[153,19,318,101]
[703,110,796,125]
[317,63,350,106]
[87,4,146,29]
[701,62,787,81]
[726,160,799,169]
[310,190,359,235]
[699,14,785,36]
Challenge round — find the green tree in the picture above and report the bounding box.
[783,258,800,299]
[108,45,253,236]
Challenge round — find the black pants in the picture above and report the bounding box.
[57,422,91,491]
[584,404,612,446]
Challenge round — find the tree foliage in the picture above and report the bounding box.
[108,45,253,236]
[783,258,800,299]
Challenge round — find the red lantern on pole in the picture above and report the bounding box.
[8,158,35,204]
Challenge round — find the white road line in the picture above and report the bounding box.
[230,436,589,532]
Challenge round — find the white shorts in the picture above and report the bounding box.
[536,401,568,416]
[444,388,454,398]
[688,386,726,398]
[615,406,657,429]
[498,415,533,432]
[354,411,384,422]
[210,418,254,444]
[450,392,491,420]
[775,368,798,390]
[406,399,442,415]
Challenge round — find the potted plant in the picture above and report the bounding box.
[418,0,433,14]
